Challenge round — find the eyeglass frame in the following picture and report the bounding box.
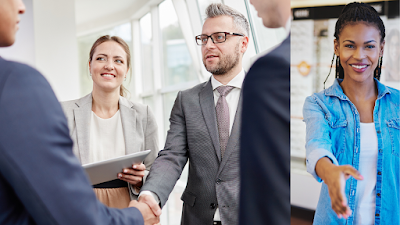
[195,32,245,46]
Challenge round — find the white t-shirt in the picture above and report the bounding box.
[354,123,378,225]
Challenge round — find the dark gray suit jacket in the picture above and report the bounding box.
[0,58,143,224]
[142,79,242,225]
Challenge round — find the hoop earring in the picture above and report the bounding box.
[375,56,383,80]
[335,56,340,79]
[323,53,336,89]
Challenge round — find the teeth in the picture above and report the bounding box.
[352,65,367,69]
[102,74,114,77]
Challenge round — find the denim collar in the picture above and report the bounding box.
[324,78,391,101]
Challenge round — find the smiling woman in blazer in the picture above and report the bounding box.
[61,35,158,209]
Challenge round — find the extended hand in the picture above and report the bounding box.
[118,163,146,187]
[129,200,160,225]
[138,194,162,217]
[316,158,363,219]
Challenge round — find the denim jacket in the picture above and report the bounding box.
[303,78,399,225]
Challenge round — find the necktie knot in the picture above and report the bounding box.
[216,86,234,97]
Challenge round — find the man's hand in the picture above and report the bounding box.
[138,194,162,217]
[129,200,160,225]
[118,163,146,187]
[315,157,363,219]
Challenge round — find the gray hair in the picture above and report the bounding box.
[205,3,250,37]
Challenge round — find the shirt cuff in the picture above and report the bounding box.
[306,148,339,182]
[139,191,160,204]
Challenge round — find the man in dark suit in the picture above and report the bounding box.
[0,0,158,224]
[239,0,291,224]
[139,3,249,225]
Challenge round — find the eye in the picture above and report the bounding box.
[96,57,105,61]
[365,45,375,49]
[115,59,123,63]
[345,44,354,48]
[217,35,224,40]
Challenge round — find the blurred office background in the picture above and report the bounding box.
[291,0,399,224]
[0,0,286,224]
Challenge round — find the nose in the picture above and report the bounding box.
[353,47,365,60]
[18,0,26,14]
[204,37,216,49]
[104,61,114,70]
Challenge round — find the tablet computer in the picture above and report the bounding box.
[83,150,151,185]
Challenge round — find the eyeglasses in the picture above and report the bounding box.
[195,32,244,46]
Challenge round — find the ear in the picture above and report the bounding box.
[334,39,339,56]
[88,61,92,73]
[380,40,385,56]
[240,36,249,54]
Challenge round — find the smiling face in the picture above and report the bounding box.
[201,15,248,76]
[89,41,129,94]
[334,22,384,83]
[0,0,25,47]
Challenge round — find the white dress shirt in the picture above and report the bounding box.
[140,69,245,222]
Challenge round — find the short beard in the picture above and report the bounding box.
[204,43,240,75]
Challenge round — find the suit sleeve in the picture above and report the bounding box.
[141,91,188,207]
[0,63,143,225]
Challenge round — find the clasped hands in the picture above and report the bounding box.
[118,164,162,225]
[316,157,364,219]
[129,194,162,225]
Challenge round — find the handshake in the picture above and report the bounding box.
[129,194,162,225]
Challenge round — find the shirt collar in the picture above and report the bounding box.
[325,78,392,100]
[211,68,245,91]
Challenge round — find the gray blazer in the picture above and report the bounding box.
[61,93,159,199]
[142,79,242,225]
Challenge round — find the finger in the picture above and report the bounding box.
[118,174,142,183]
[122,168,145,177]
[343,165,363,180]
[132,163,146,171]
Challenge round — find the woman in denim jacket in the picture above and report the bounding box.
[303,3,399,225]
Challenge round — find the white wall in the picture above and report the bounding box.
[0,0,35,67]
[32,0,80,101]
[0,0,80,101]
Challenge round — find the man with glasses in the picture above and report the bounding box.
[139,3,249,225]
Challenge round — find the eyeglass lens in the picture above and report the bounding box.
[197,32,226,45]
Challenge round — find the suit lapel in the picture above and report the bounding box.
[119,97,137,155]
[73,94,92,164]
[218,93,242,172]
[199,80,221,161]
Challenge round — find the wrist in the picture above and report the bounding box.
[316,157,335,182]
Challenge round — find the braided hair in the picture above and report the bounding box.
[333,2,385,80]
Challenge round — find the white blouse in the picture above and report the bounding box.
[88,110,126,164]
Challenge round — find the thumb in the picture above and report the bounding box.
[343,165,363,180]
